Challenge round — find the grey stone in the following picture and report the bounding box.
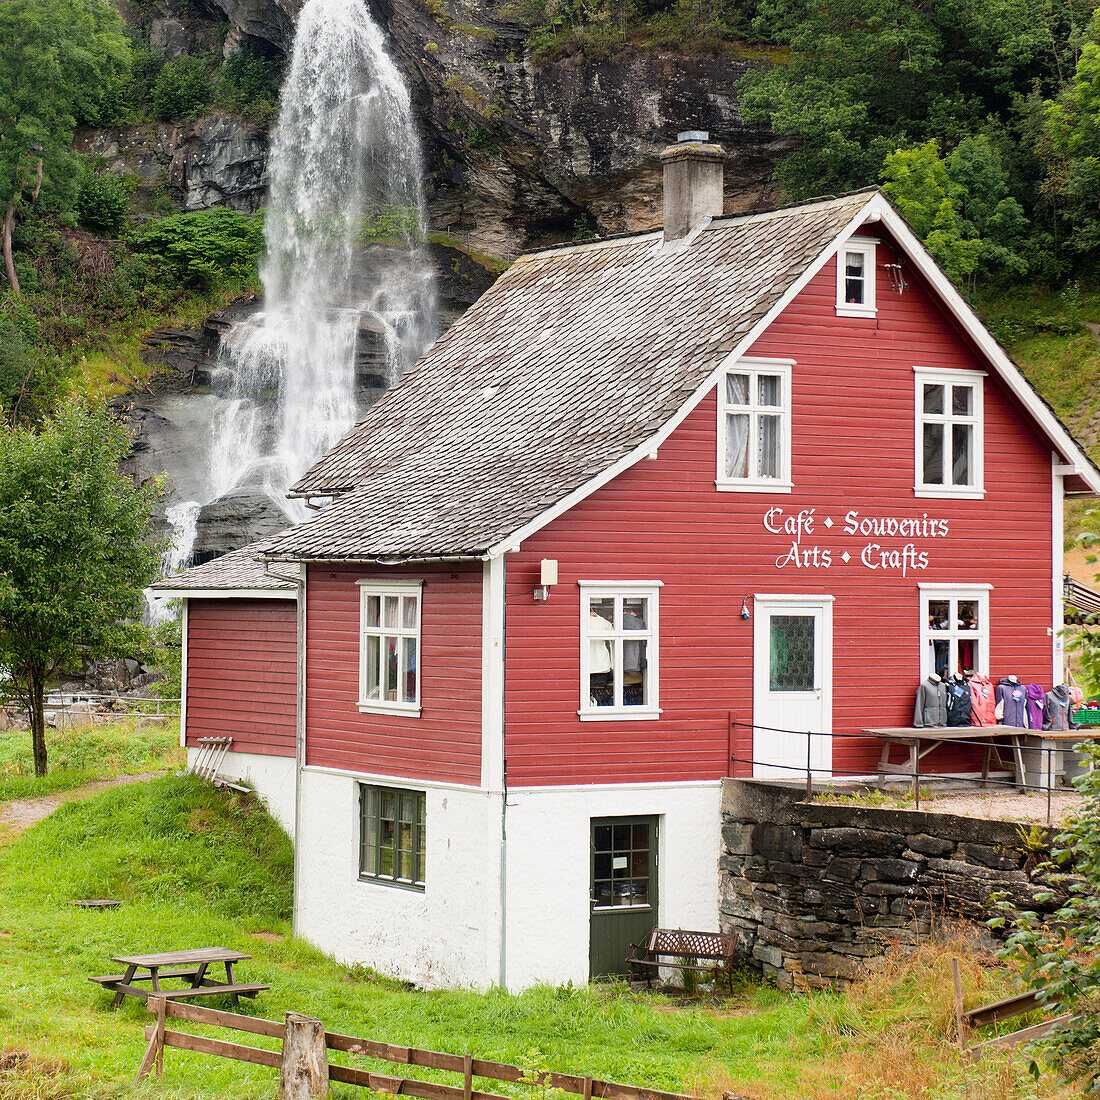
[906,833,955,857]
[863,858,920,884]
[149,17,194,59]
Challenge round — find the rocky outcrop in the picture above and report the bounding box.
[76,114,269,215]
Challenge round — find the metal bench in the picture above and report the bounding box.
[626,928,738,992]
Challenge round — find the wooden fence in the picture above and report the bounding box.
[137,997,700,1100]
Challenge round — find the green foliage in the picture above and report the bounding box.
[993,743,1100,1090]
[216,41,281,121]
[151,52,213,121]
[0,0,130,292]
[74,168,129,235]
[0,400,165,774]
[357,204,425,245]
[132,207,264,291]
[150,607,183,700]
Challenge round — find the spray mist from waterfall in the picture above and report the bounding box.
[164,0,435,572]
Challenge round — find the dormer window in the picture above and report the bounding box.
[836,238,876,318]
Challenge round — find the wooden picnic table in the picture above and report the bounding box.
[89,947,268,1010]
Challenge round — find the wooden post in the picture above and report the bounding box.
[136,996,167,1082]
[280,1012,329,1099]
[463,1053,473,1100]
[951,958,968,1061]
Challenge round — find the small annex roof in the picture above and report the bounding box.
[263,187,1100,564]
[149,543,298,598]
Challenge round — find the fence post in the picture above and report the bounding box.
[951,958,968,1060]
[280,1012,329,1099]
[135,996,166,1082]
[805,731,812,801]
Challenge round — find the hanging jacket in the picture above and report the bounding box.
[969,675,996,726]
[946,679,972,726]
[1043,684,1077,731]
[996,677,1028,727]
[913,677,948,727]
[1026,683,1046,729]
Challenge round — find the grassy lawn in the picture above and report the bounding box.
[0,776,1065,1100]
[0,719,184,803]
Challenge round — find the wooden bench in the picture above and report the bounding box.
[626,928,738,992]
[96,980,268,1003]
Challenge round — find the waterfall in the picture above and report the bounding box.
[163,500,202,573]
[168,0,435,542]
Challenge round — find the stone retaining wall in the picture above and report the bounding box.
[719,780,1060,991]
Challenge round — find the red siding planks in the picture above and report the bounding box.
[503,225,1057,786]
[304,563,482,784]
[186,598,297,756]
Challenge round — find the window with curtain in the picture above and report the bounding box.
[579,584,660,718]
[358,581,422,713]
[835,239,876,317]
[717,359,792,490]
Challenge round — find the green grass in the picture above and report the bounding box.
[0,776,1059,1100]
[0,719,184,802]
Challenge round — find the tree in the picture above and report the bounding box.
[0,401,164,777]
[0,0,129,294]
[992,743,1100,1090]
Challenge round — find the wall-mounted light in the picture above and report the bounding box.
[741,597,750,621]
[1064,572,1075,601]
[534,558,558,601]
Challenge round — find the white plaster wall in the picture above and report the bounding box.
[295,769,498,990]
[185,747,297,838]
[502,782,721,991]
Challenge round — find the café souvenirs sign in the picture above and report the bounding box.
[763,507,949,575]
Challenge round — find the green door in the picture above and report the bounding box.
[589,816,658,980]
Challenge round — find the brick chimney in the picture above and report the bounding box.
[660,131,725,244]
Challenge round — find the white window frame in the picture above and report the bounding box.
[715,357,793,493]
[914,366,985,499]
[918,583,992,680]
[357,580,422,716]
[578,581,661,721]
[836,237,877,318]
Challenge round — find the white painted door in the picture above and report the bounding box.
[752,596,833,779]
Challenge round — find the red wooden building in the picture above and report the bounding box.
[161,137,1100,989]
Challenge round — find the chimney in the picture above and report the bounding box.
[660,131,725,244]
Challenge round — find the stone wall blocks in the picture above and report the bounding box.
[956,843,1021,870]
[905,833,955,857]
[751,823,804,861]
[822,857,863,883]
[863,858,921,883]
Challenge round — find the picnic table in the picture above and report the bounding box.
[864,727,1026,792]
[89,947,268,1009]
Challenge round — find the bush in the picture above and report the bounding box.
[132,207,264,291]
[75,170,129,234]
[152,54,213,121]
[217,41,281,120]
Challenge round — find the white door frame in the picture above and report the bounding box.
[752,594,834,780]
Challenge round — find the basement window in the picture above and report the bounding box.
[914,367,985,498]
[358,581,422,715]
[716,358,792,492]
[579,583,661,720]
[836,238,877,318]
[359,784,425,890]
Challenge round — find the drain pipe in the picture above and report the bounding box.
[291,560,307,937]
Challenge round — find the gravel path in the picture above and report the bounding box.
[918,788,1082,825]
[0,771,169,839]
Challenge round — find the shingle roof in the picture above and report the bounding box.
[151,543,297,592]
[264,191,876,562]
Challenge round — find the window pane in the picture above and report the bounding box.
[923,384,944,415]
[386,636,398,699]
[758,374,781,407]
[366,595,381,627]
[928,600,950,629]
[725,413,749,478]
[958,600,979,630]
[932,638,949,677]
[951,423,971,485]
[613,823,629,849]
[623,641,646,707]
[923,423,944,484]
[844,252,864,303]
[402,637,417,702]
[381,789,395,819]
[958,638,976,675]
[952,385,972,416]
[366,635,380,697]
[402,595,418,629]
[725,373,749,405]
[384,595,399,628]
[594,825,611,851]
[758,415,780,478]
[770,615,815,692]
[623,597,647,630]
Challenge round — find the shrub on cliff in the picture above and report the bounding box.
[152,54,213,121]
[216,42,281,122]
[75,169,129,235]
[992,742,1100,1091]
[132,207,264,292]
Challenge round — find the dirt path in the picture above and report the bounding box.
[0,771,169,839]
